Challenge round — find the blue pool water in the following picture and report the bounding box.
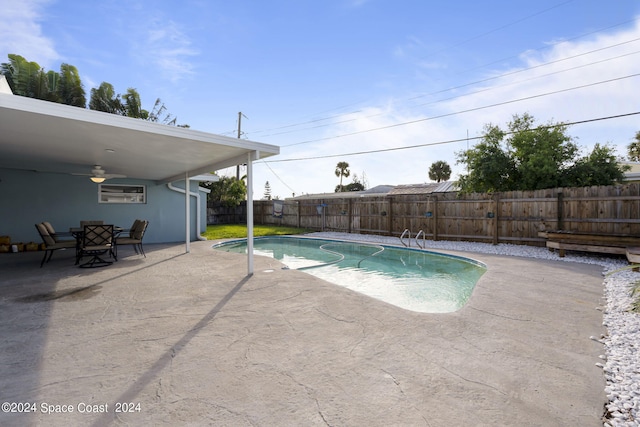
[212,236,486,313]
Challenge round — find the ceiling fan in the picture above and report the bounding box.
[73,165,127,183]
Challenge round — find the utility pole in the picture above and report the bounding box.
[236,112,247,179]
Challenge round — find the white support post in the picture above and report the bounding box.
[247,151,256,275]
[185,171,190,253]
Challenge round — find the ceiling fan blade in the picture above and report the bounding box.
[70,165,126,180]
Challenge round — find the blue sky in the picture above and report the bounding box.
[2,1,640,199]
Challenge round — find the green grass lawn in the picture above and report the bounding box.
[202,224,311,240]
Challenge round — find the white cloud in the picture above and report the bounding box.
[0,0,58,66]
[137,20,199,82]
[258,19,640,199]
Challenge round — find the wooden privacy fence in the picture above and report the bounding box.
[208,183,640,247]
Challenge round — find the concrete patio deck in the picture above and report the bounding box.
[0,240,606,426]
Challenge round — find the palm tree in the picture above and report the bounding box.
[2,55,87,106]
[89,82,123,114]
[428,160,452,183]
[628,131,640,161]
[335,161,350,192]
[121,88,149,119]
[57,63,86,107]
[1,54,48,99]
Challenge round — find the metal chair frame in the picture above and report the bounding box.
[77,224,116,268]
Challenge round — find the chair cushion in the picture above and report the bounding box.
[83,244,112,251]
[36,223,56,246]
[43,221,56,235]
[115,237,140,245]
[132,220,148,239]
[50,241,77,249]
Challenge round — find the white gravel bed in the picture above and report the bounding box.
[308,232,640,426]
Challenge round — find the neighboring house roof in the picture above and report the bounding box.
[288,182,458,200]
[0,78,279,184]
[289,184,396,200]
[621,161,640,182]
[387,181,458,195]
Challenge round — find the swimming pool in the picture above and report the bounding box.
[212,236,486,313]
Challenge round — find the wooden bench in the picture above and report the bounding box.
[538,231,640,264]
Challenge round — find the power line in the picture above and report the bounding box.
[260,35,640,141]
[425,17,640,83]
[262,111,640,163]
[244,16,639,139]
[279,73,640,148]
[422,0,575,56]
[262,160,297,196]
[410,49,640,110]
[406,37,640,104]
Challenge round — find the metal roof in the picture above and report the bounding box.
[387,181,458,195]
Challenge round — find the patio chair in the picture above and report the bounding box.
[77,224,116,268]
[35,223,76,267]
[42,221,75,244]
[115,220,149,257]
[80,220,104,227]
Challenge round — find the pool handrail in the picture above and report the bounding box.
[400,228,411,247]
[415,229,426,249]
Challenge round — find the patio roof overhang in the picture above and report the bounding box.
[0,92,279,183]
[0,88,279,275]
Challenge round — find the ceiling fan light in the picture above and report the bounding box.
[90,176,106,183]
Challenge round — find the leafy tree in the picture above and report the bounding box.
[334,161,350,192]
[338,182,365,192]
[627,131,640,161]
[564,143,629,187]
[148,98,179,126]
[457,113,628,193]
[3,54,187,125]
[337,173,366,192]
[206,176,247,207]
[456,124,518,193]
[428,160,452,182]
[507,113,577,190]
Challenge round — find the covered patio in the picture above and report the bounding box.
[0,81,279,273]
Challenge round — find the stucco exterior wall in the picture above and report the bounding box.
[0,168,206,245]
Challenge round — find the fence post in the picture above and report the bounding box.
[348,198,353,233]
[433,195,439,241]
[296,201,301,228]
[493,193,499,245]
[557,192,564,231]
[387,197,393,236]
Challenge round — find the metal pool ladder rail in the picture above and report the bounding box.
[400,228,426,248]
[400,229,411,247]
[415,229,426,249]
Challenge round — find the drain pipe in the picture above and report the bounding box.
[167,182,208,241]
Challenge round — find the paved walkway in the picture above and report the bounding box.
[0,240,606,426]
